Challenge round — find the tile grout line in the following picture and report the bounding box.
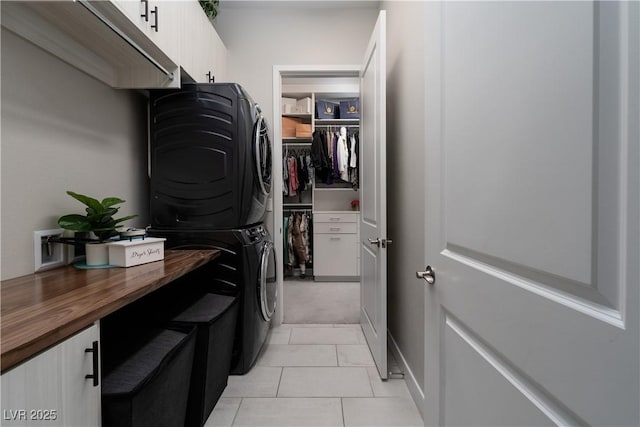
[229,397,242,427]
[340,397,346,427]
[275,366,284,398]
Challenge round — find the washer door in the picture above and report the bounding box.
[254,114,272,196]
[258,240,277,321]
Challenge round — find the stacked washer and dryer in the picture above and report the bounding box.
[148,83,276,374]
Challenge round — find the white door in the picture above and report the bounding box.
[423,2,639,426]
[360,11,388,379]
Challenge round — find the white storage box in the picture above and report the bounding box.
[282,97,297,114]
[295,97,312,114]
[107,237,166,267]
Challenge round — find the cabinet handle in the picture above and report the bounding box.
[329,217,341,221]
[150,6,158,32]
[85,340,99,387]
[329,237,341,241]
[206,71,215,83]
[140,0,149,21]
[329,227,341,232]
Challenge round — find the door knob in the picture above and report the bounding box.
[368,238,381,247]
[416,265,435,285]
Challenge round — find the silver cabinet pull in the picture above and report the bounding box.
[416,266,435,285]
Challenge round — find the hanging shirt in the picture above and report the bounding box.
[288,156,298,196]
[337,127,349,182]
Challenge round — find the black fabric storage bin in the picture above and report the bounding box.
[101,326,196,427]
[169,293,239,427]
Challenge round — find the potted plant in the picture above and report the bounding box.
[58,191,138,266]
[199,0,219,19]
[351,199,360,211]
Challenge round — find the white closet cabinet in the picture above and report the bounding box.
[279,82,361,282]
[313,212,360,279]
[1,323,100,427]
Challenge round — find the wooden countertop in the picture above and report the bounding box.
[1,249,220,372]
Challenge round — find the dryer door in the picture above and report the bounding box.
[258,240,277,321]
[254,114,272,196]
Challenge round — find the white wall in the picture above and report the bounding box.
[1,29,149,280]
[382,0,426,403]
[212,2,379,277]
[213,4,379,126]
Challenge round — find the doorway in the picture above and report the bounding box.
[272,67,362,326]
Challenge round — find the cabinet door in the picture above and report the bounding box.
[314,234,358,276]
[0,324,100,427]
[110,0,146,30]
[146,0,181,63]
[180,1,222,83]
[60,324,100,427]
[1,347,63,426]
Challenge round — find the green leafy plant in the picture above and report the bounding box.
[57,191,138,242]
[199,0,219,19]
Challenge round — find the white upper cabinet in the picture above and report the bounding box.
[110,0,182,65]
[0,0,226,89]
[180,1,227,83]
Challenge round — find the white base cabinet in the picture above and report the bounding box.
[313,212,360,280]
[1,323,100,427]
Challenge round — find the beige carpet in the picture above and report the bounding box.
[283,280,360,324]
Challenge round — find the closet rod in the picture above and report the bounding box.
[283,203,312,208]
[314,124,360,128]
[283,208,312,212]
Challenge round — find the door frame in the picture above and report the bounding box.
[271,65,360,326]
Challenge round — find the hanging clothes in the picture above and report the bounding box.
[288,156,298,196]
[284,211,312,278]
[332,131,340,178]
[311,131,331,184]
[337,127,349,182]
[349,132,359,188]
[283,152,289,196]
[292,213,309,277]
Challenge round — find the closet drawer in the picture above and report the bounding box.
[313,234,358,276]
[314,223,357,234]
[314,212,358,224]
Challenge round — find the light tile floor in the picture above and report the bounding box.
[205,324,423,427]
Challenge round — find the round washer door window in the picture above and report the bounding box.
[259,241,277,321]
[254,115,272,196]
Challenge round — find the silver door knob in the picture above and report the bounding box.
[416,266,435,285]
[368,238,381,247]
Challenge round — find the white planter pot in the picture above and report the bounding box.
[85,242,109,266]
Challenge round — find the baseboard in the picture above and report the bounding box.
[387,330,425,419]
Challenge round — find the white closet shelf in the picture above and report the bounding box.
[283,113,312,119]
[283,138,312,144]
[315,119,359,125]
